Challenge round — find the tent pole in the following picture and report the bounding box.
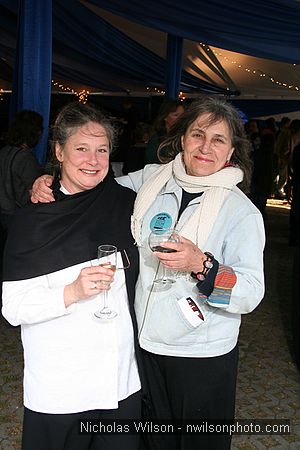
[165,34,183,100]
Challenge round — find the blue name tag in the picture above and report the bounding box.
[150,212,173,232]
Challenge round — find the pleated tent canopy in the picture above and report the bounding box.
[89,3,300,117]
[0,0,232,94]
[91,0,300,64]
[1,0,300,163]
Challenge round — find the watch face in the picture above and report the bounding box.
[204,261,214,269]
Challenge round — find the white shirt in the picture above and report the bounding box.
[2,255,141,413]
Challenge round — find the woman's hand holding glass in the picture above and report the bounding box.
[63,264,115,308]
[152,235,207,276]
[149,229,180,284]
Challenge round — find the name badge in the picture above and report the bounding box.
[150,212,173,232]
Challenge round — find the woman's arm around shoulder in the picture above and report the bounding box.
[116,164,161,192]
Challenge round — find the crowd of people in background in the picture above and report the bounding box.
[245,115,300,244]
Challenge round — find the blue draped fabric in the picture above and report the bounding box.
[165,35,183,100]
[0,0,228,92]
[90,0,300,64]
[10,0,52,165]
[51,0,225,94]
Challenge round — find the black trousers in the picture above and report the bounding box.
[140,346,239,450]
[22,390,141,450]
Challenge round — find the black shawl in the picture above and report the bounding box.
[3,175,137,281]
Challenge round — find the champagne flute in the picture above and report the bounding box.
[148,228,180,285]
[94,245,117,319]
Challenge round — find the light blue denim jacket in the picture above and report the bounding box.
[118,164,265,357]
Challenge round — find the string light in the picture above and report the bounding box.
[76,89,89,104]
[51,80,89,103]
[146,86,165,95]
[199,43,300,92]
[145,86,186,99]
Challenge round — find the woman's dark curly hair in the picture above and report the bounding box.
[158,95,253,192]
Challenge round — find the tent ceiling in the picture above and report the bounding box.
[84,2,300,100]
[88,0,300,64]
[1,0,300,119]
[0,0,229,96]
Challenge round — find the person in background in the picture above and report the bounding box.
[262,117,277,136]
[0,110,44,301]
[289,140,300,245]
[245,118,259,141]
[277,116,291,137]
[250,133,274,220]
[122,122,150,175]
[275,119,300,200]
[114,97,140,162]
[144,99,185,164]
[0,109,43,231]
[2,102,142,450]
[292,226,300,371]
[270,117,290,196]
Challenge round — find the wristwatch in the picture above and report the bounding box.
[191,252,214,281]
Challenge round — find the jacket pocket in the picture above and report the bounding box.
[146,295,209,346]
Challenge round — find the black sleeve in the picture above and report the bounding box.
[195,259,219,297]
[12,150,43,206]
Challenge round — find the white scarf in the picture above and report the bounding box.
[131,153,243,247]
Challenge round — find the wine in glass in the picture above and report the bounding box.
[94,244,117,319]
[148,228,180,285]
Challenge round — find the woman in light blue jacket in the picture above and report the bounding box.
[118,96,264,450]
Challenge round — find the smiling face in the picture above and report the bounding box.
[55,122,110,193]
[181,113,234,177]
